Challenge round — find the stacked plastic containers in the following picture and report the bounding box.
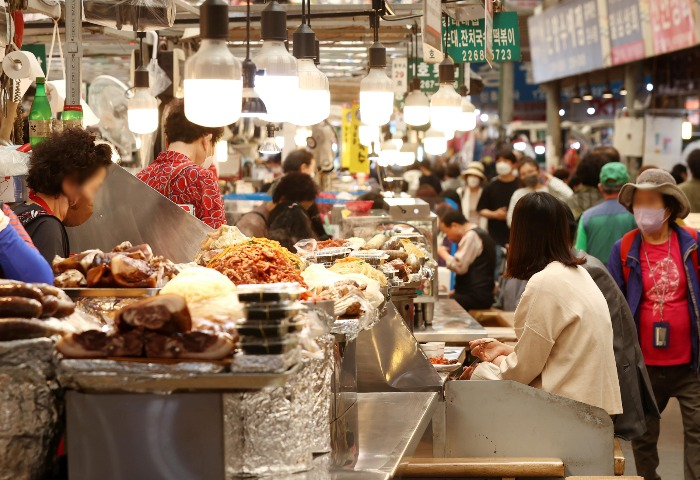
[232,283,306,373]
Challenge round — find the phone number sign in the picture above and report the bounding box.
[410,59,462,94]
[444,12,521,64]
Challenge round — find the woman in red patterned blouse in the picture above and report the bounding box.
[137,100,226,229]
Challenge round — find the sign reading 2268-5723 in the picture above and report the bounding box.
[444,12,521,63]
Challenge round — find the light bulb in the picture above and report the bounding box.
[260,123,282,154]
[241,58,267,119]
[360,42,393,127]
[360,69,394,127]
[456,96,476,132]
[480,113,489,122]
[682,118,693,140]
[430,57,462,133]
[587,107,596,115]
[185,34,243,127]
[423,128,447,156]
[295,126,312,147]
[403,90,430,126]
[275,134,285,149]
[215,139,229,162]
[255,40,299,123]
[444,130,455,141]
[534,145,546,155]
[128,87,158,134]
[391,133,404,150]
[513,141,527,151]
[359,125,381,147]
[290,59,330,126]
[379,140,399,166]
[559,109,565,116]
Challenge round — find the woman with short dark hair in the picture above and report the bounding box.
[137,99,226,229]
[267,202,316,252]
[465,192,623,416]
[13,128,112,263]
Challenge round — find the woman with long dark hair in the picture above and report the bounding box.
[465,192,622,416]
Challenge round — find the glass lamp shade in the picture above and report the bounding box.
[259,138,281,154]
[127,87,158,134]
[184,39,243,127]
[360,68,394,127]
[255,40,299,123]
[275,134,285,149]
[423,128,447,156]
[289,59,330,126]
[457,96,477,132]
[430,83,462,133]
[403,90,430,126]
[359,125,381,147]
[241,88,267,118]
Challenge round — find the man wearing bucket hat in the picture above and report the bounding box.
[457,161,488,230]
[608,168,700,480]
[575,162,637,267]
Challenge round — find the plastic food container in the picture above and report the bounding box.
[244,302,302,321]
[424,342,445,358]
[345,200,374,214]
[236,283,306,303]
[239,335,299,355]
[313,247,352,265]
[351,250,389,266]
[236,320,304,338]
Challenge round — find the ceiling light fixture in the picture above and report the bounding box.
[295,126,312,147]
[241,0,266,118]
[582,78,594,101]
[602,81,613,99]
[359,6,394,127]
[682,113,693,140]
[359,125,381,147]
[619,85,628,96]
[184,0,242,127]
[128,33,158,134]
[456,85,477,132]
[423,128,447,156]
[429,56,462,133]
[572,78,582,104]
[290,0,330,126]
[403,25,430,127]
[254,1,299,123]
[259,123,282,154]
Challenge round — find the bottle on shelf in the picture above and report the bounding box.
[62,103,83,130]
[28,77,52,148]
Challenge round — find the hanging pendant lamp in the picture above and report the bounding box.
[429,56,462,133]
[241,0,266,118]
[360,9,393,127]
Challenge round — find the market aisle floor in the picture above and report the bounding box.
[620,398,684,478]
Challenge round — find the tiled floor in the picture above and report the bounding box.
[620,398,684,479]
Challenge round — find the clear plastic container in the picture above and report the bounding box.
[244,301,302,321]
[239,335,299,355]
[236,320,303,338]
[350,250,389,266]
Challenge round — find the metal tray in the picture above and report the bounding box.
[63,288,161,298]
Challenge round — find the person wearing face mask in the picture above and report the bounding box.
[608,169,700,480]
[457,162,488,230]
[136,99,226,229]
[506,157,573,228]
[476,151,519,249]
[12,129,112,264]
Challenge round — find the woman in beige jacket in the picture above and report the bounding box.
[464,192,623,416]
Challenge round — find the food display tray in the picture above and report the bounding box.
[62,288,161,298]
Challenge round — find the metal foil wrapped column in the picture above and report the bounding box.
[0,339,61,480]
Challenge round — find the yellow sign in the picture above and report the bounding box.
[341,103,369,174]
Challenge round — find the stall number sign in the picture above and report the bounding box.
[444,12,521,63]
[410,59,461,94]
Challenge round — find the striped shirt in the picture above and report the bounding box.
[3,204,35,249]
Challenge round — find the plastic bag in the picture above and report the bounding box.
[82,0,176,32]
[147,57,171,97]
[334,292,375,330]
[294,238,318,258]
[0,149,29,176]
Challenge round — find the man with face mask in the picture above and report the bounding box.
[476,150,519,248]
[137,100,226,229]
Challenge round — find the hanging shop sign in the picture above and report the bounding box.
[422,0,444,63]
[391,57,408,100]
[409,59,462,94]
[444,12,521,64]
[528,0,609,84]
[646,0,696,56]
[606,0,649,65]
[341,103,369,174]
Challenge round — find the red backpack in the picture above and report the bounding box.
[619,226,700,283]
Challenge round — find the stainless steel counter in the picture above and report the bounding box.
[413,299,488,344]
[285,392,439,479]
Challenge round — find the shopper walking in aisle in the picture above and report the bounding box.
[463,192,622,416]
[137,100,226,229]
[13,129,112,263]
[566,147,618,221]
[437,210,496,312]
[442,163,463,191]
[608,169,700,480]
[576,162,637,267]
[477,150,519,247]
[457,161,488,230]
[236,172,319,239]
[679,149,700,213]
[506,158,574,227]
